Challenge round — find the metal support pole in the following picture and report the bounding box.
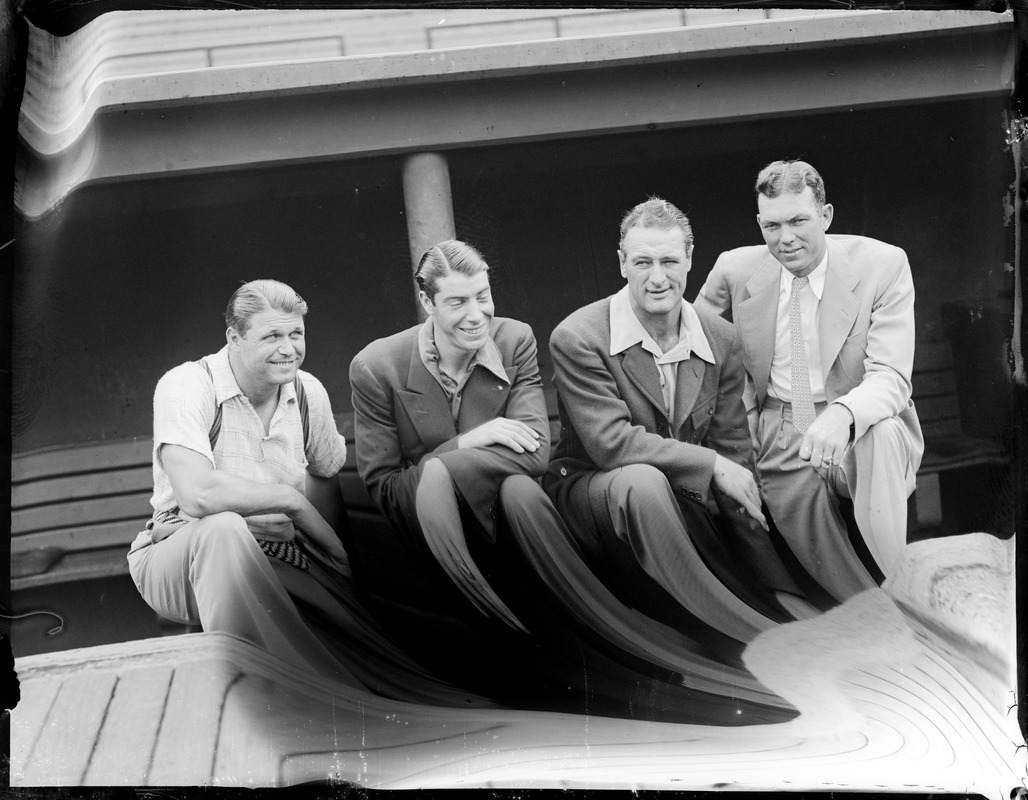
[401,152,456,319]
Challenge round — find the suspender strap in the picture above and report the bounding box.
[198,359,309,454]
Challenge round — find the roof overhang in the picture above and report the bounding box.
[15,9,1017,219]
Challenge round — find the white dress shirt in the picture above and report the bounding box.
[768,251,829,404]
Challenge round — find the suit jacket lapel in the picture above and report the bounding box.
[398,342,458,445]
[457,365,513,429]
[819,238,861,370]
[620,345,668,419]
[736,256,781,403]
[672,358,705,433]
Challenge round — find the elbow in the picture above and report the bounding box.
[177,486,219,519]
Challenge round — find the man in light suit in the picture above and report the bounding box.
[544,197,814,646]
[695,160,924,603]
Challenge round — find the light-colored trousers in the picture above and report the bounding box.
[757,398,922,604]
[126,511,488,706]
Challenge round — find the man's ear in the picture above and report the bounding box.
[618,249,627,279]
[821,203,834,231]
[226,326,242,349]
[418,290,434,317]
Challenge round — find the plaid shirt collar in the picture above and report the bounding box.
[206,345,299,407]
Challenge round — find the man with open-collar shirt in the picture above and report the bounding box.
[544,197,814,647]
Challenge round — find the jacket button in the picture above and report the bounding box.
[707,407,714,415]
[560,466,568,477]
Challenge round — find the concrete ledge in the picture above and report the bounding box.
[10,533,1022,794]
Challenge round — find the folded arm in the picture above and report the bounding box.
[159,443,345,563]
[453,325,550,473]
[550,323,716,500]
[830,254,916,441]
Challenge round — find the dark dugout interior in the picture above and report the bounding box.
[10,92,1018,657]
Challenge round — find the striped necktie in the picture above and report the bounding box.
[789,275,817,433]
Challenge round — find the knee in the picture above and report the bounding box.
[611,463,674,506]
[499,475,550,525]
[191,512,258,556]
[418,457,455,495]
[857,416,909,455]
[499,474,544,507]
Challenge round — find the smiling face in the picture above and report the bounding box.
[227,308,306,394]
[618,223,693,326]
[420,268,494,358]
[757,186,833,277]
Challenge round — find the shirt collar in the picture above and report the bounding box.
[779,249,829,299]
[608,286,715,364]
[208,346,297,406]
[418,316,509,384]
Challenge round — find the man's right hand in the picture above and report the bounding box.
[458,417,541,454]
[712,454,768,531]
[290,497,348,566]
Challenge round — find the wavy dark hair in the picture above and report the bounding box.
[414,239,490,301]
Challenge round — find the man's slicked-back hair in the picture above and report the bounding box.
[414,239,490,301]
[618,196,694,251]
[225,279,309,335]
[755,160,827,209]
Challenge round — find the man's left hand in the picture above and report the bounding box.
[798,403,853,471]
[302,536,353,579]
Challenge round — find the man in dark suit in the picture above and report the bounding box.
[544,197,813,645]
[350,239,548,633]
[695,160,924,603]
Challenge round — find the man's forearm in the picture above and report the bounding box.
[176,471,303,520]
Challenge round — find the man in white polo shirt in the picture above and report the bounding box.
[127,278,481,705]
[695,160,924,604]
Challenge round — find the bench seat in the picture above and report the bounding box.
[9,416,385,592]
[908,339,1008,528]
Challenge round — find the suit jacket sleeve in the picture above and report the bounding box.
[694,256,758,414]
[704,326,754,470]
[349,352,425,543]
[831,252,915,440]
[550,321,717,502]
[693,256,733,318]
